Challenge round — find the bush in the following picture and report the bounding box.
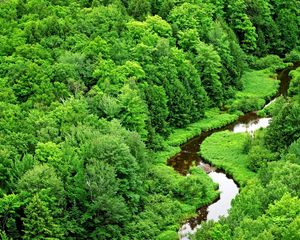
[157,230,178,240]
[248,145,277,171]
[230,96,265,113]
[251,55,287,71]
[256,109,266,117]
[285,49,300,62]
[289,68,300,97]
[242,135,253,154]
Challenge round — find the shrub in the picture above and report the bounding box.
[248,145,277,171]
[251,55,287,71]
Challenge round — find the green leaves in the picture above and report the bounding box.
[17,164,65,204]
[0,0,299,239]
[118,84,149,139]
[194,41,223,106]
[0,194,23,239]
[23,192,64,240]
[128,0,151,21]
[226,0,258,52]
[168,2,214,40]
[265,101,300,152]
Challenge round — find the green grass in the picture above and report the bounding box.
[155,69,280,165]
[228,69,280,112]
[150,67,278,233]
[200,131,256,186]
[153,109,240,163]
[166,109,240,147]
[241,69,279,98]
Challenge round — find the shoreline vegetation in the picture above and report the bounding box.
[200,131,254,186]
[151,65,283,237]
[195,62,300,240]
[155,66,280,167]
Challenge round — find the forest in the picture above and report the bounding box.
[0,0,299,239]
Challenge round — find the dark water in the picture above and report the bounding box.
[168,62,300,240]
[168,112,263,175]
[173,112,271,240]
[277,61,300,97]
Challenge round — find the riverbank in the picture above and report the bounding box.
[200,131,255,186]
[149,67,280,239]
[153,108,240,164]
[154,67,279,166]
[192,61,300,240]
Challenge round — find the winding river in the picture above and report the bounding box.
[167,62,300,240]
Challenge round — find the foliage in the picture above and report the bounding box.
[285,49,300,63]
[258,96,286,117]
[289,67,300,97]
[250,55,288,71]
[248,145,277,171]
[0,0,299,239]
[265,100,300,152]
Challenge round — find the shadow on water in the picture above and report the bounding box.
[167,62,300,239]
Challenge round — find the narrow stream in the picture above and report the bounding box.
[168,62,300,240]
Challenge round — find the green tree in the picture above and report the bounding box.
[289,69,300,97]
[128,0,151,21]
[83,161,129,239]
[226,0,258,52]
[270,0,300,53]
[17,164,65,206]
[118,84,149,140]
[23,192,64,240]
[265,101,300,152]
[194,42,223,106]
[168,2,214,40]
[0,194,22,239]
[208,21,245,92]
[248,145,277,171]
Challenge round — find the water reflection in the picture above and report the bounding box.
[232,117,272,135]
[178,170,239,240]
[177,114,272,239]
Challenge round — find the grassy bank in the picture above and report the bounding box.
[153,108,240,164]
[228,69,280,112]
[154,68,280,165]
[200,131,256,186]
[150,68,279,236]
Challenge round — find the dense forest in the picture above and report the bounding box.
[0,0,300,239]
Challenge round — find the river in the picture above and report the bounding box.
[167,62,300,240]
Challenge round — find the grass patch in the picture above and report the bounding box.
[166,109,240,147]
[228,69,280,112]
[240,70,279,98]
[153,108,240,164]
[156,68,280,164]
[151,67,279,230]
[200,131,256,186]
